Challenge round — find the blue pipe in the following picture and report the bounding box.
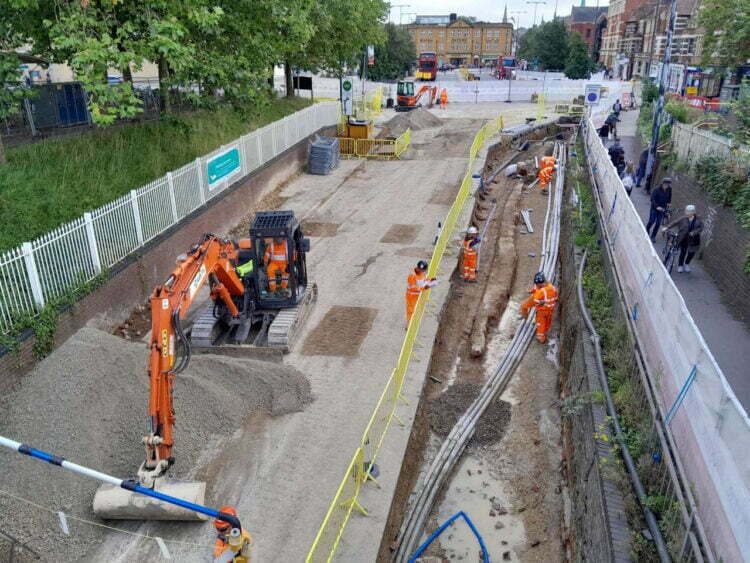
[409,511,490,563]
[0,435,240,530]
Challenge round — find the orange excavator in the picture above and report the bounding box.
[395,80,438,112]
[93,211,314,522]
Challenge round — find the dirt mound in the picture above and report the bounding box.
[384,108,443,135]
[0,326,312,561]
[429,383,512,445]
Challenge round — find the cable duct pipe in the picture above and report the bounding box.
[394,142,566,561]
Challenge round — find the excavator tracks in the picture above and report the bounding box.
[267,283,317,351]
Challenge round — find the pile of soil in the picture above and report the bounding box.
[0,326,312,561]
[384,108,443,135]
[429,383,512,445]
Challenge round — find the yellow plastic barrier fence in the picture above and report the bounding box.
[338,128,411,160]
[306,112,504,563]
[536,92,546,122]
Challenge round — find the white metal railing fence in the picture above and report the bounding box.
[583,117,750,562]
[0,101,340,333]
[671,121,750,163]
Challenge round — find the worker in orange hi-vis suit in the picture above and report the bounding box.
[405,260,437,327]
[540,156,557,169]
[537,164,557,193]
[520,271,558,343]
[440,88,448,109]
[213,506,253,561]
[461,226,481,281]
[264,237,289,294]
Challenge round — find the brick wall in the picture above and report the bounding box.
[0,125,336,392]
[662,168,750,324]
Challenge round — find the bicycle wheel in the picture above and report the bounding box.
[664,249,675,274]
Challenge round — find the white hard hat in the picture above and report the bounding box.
[685,204,696,213]
[467,226,478,235]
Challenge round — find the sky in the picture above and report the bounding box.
[388,0,610,30]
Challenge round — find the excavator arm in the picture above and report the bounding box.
[139,234,246,486]
[415,85,438,108]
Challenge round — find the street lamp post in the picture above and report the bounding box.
[526,1,546,27]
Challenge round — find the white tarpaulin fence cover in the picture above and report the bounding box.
[0,102,340,333]
[583,118,750,562]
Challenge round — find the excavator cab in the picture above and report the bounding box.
[395,80,437,112]
[248,210,310,308]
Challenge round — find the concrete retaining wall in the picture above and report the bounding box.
[659,168,750,324]
[0,125,336,392]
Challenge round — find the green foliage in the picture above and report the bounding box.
[0,270,108,360]
[518,20,569,71]
[0,96,311,251]
[564,32,594,79]
[698,0,750,71]
[561,390,606,417]
[693,154,750,228]
[641,80,659,104]
[367,23,415,81]
[729,87,750,146]
[664,100,689,123]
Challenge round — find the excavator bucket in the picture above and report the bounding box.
[92,478,208,521]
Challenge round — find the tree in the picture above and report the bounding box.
[535,20,568,71]
[367,23,415,81]
[517,20,569,71]
[698,0,750,71]
[564,32,593,79]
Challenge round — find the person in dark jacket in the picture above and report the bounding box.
[605,112,620,139]
[663,204,703,272]
[608,141,625,174]
[645,177,673,240]
[598,122,610,140]
[636,148,649,187]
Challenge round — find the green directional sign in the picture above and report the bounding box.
[207,147,241,189]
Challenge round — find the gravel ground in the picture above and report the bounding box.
[429,383,512,445]
[0,326,311,561]
[383,108,443,136]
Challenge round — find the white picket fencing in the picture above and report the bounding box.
[0,101,340,333]
[583,117,750,562]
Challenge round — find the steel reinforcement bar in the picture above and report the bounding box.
[393,140,567,561]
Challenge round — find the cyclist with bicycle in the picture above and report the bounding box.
[646,177,673,241]
[662,204,703,273]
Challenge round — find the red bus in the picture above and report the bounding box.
[497,56,516,80]
[416,52,438,81]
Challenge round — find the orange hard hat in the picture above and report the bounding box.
[214,506,238,531]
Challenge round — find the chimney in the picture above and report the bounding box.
[449,13,457,23]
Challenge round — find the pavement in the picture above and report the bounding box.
[91,103,526,562]
[613,109,750,411]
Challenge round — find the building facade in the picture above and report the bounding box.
[407,14,513,67]
[566,6,609,56]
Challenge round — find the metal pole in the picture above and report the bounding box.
[644,0,677,193]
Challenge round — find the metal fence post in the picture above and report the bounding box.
[166,172,178,223]
[195,157,206,204]
[130,190,144,246]
[83,212,102,274]
[21,242,45,309]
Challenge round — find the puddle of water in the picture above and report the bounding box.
[428,453,526,561]
[484,299,523,406]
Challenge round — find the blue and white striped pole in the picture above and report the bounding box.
[0,435,240,530]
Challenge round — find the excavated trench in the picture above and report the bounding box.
[379,134,567,562]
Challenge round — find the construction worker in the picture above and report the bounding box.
[540,155,556,170]
[520,271,558,343]
[405,260,437,327]
[538,163,557,193]
[264,237,289,295]
[213,506,253,562]
[461,226,481,281]
[440,88,448,109]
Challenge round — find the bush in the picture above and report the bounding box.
[641,80,659,104]
[664,100,689,123]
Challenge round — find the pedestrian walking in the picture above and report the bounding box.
[405,260,437,327]
[662,204,703,273]
[621,161,635,196]
[461,227,481,282]
[608,140,625,172]
[598,122,610,141]
[613,99,623,116]
[636,148,648,187]
[605,112,620,139]
[520,271,558,344]
[645,178,673,241]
